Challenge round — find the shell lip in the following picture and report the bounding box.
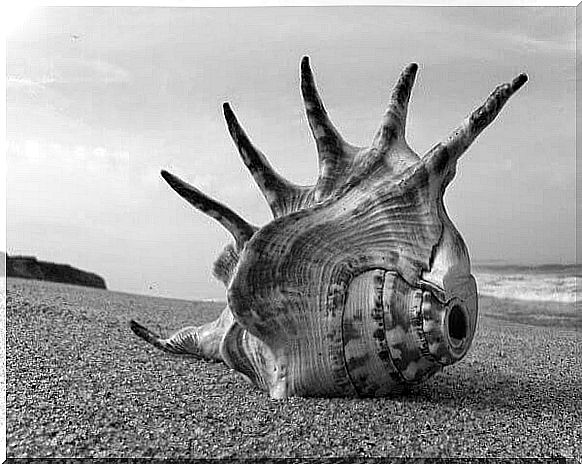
[443,300,471,359]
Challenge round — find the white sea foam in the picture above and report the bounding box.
[474,269,579,303]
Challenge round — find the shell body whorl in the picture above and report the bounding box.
[131,57,526,398]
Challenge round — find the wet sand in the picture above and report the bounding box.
[5,277,580,458]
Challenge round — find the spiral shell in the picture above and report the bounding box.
[130,57,527,398]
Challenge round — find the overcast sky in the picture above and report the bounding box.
[6,6,576,300]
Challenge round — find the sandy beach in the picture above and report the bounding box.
[5,277,580,458]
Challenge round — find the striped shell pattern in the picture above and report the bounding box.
[131,58,527,398]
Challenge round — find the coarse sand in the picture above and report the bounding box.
[5,277,580,458]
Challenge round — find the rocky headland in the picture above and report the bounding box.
[5,253,107,289]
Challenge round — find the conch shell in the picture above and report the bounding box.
[131,57,527,398]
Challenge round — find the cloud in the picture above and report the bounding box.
[488,28,575,55]
[7,57,130,89]
[7,77,47,88]
[7,140,132,226]
[77,59,131,84]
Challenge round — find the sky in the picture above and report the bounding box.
[6,6,577,300]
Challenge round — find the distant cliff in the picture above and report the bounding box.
[5,254,107,289]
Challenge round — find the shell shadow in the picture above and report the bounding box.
[402,364,578,414]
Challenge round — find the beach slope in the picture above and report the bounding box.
[5,277,580,458]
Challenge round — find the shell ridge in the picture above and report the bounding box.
[134,58,526,398]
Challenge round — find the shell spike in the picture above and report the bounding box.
[300,56,344,151]
[424,72,528,176]
[130,314,230,360]
[223,103,301,217]
[130,320,194,355]
[373,62,419,151]
[161,169,256,247]
[301,56,353,201]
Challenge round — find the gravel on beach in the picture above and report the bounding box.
[5,277,581,458]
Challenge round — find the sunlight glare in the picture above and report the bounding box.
[1,1,36,38]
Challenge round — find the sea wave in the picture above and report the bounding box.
[474,270,579,303]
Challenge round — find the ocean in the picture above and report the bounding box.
[473,263,579,304]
